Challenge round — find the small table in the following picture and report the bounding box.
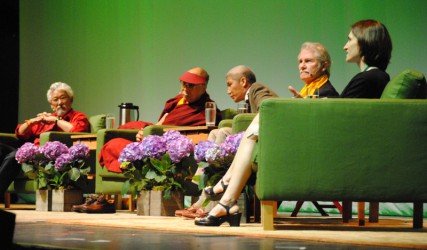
[70,134,97,150]
[70,134,97,182]
[163,126,217,144]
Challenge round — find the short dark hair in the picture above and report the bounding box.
[351,19,392,71]
[242,68,257,84]
[227,65,257,84]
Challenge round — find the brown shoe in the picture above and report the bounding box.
[181,207,209,219]
[80,195,116,213]
[175,205,197,217]
[71,195,97,213]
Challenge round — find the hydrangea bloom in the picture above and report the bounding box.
[54,153,73,171]
[219,131,244,159]
[39,141,69,161]
[140,135,167,160]
[69,142,89,160]
[205,144,221,162]
[163,130,183,144]
[119,142,144,163]
[194,140,217,162]
[15,142,40,164]
[167,135,194,163]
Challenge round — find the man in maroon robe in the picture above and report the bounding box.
[99,67,222,173]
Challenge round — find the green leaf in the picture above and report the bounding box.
[163,189,171,200]
[154,174,166,183]
[79,166,91,175]
[122,180,130,195]
[145,169,159,180]
[45,162,55,171]
[21,163,34,173]
[68,167,81,181]
[38,176,48,189]
[120,161,131,170]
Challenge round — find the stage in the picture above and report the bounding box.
[5,204,427,249]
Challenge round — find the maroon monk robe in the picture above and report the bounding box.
[99,92,221,172]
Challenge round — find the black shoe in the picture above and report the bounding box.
[195,201,241,227]
[204,180,228,201]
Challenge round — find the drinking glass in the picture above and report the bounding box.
[205,102,216,126]
[237,102,248,114]
[106,113,116,129]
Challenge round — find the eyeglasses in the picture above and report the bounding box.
[51,96,69,103]
[182,82,198,89]
[182,82,205,90]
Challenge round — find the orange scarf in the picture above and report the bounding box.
[177,98,188,105]
[299,75,329,98]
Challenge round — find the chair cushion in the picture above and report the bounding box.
[381,69,427,99]
[88,114,106,133]
[221,108,237,120]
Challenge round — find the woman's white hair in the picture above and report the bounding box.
[46,82,74,102]
[301,42,332,76]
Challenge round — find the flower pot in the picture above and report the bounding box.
[137,190,184,216]
[51,189,84,212]
[35,190,52,211]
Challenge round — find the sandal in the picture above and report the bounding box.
[194,201,241,227]
[204,179,228,201]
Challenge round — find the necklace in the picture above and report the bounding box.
[363,66,379,72]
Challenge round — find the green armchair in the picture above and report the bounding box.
[256,98,427,230]
[94,109,244,195]
[256,69,427,230]
[5,114,106,195]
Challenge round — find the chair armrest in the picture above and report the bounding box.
[39,131,90,146]
[0,133,24,148]
[232,113,256,133]
[218,119,233,128]
[96,129,138,148]
[143,125,181,137]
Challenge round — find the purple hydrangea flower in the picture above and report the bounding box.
[69,142,89,160]
[15,142,40,164]
[119,142,145,163]
[163,130,183,144]
[39,141,69,161]
[205,143,221,162]
[194,140,217,162]
[167,136,194,163]
[140,135,167,160]
[219,131,244,159]
[54,153,73,172]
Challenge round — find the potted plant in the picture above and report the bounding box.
[193,131,245,190]
[119,130,197,215]
[16,141,91,211]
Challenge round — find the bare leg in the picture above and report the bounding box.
[197,114,259,219]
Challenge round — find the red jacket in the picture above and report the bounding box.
[15,109,89,145]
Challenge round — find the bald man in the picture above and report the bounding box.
[208,65,278,143]
[99,67,222,173]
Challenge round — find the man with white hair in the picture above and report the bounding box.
[0,82,90,193]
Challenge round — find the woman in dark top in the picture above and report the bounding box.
[341,19,392,98]
[195,20,393,227]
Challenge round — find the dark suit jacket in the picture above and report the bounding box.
[248,82,279,113]
[319,80,339,98]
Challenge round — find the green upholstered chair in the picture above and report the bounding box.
[3,114,106,206]
[289,70,427,224]
[381,69,427,99]
[94,109,239,196]
[291,69,427,221]
[257,98,427,230]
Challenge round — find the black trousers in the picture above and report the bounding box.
[0,143,20,193]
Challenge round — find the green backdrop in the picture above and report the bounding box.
[19,0,427,123]
[18,0,427,216]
